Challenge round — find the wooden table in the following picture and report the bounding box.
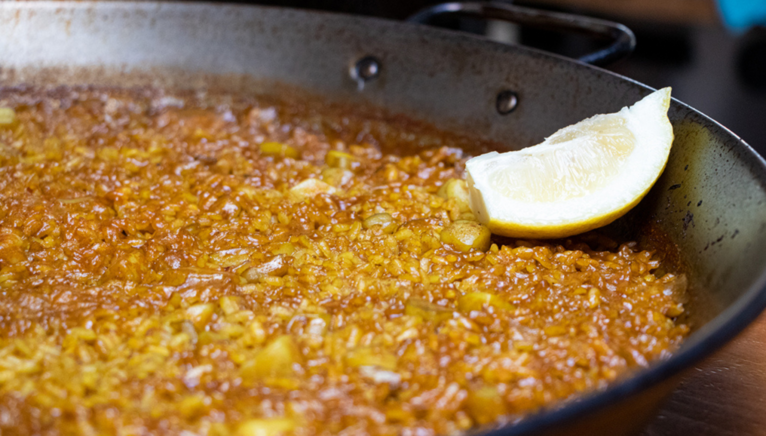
[640,312,766,435]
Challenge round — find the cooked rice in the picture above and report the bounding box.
[0,87,688,435]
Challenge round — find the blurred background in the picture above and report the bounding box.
[235,0,766,157]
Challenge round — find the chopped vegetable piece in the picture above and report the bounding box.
[243,255,289,282]
[288,179,336,202]
[241,335,303,381]
[325,150,355,169]
[260,142,299,158]
[0,108,16,126]
[458,292,515,313]
[345,347,397,370]
[236,418,296,436]
[438,178,472,213]
[405,298,453,323]
[178,394,208,419]
[440,220,491,252]
[321,167,353,186]
[466,386,507,425]
[185,303,215,330]
[544,325,567,336]
[219,296,242,315]
[362,213,398,233]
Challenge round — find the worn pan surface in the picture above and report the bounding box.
[1,2,766,435]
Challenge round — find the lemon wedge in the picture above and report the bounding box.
[466,87,673,239]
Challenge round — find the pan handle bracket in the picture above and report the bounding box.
[407,2,636,67]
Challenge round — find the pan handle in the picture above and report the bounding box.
[407,2,636,67]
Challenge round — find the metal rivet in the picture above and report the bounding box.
[496,90,518,115]
[351,56,381,88]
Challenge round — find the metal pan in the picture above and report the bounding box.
[1,2,765,435]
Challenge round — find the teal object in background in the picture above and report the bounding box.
[718,0,766,31]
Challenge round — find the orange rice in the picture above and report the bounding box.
[0,87,689,435]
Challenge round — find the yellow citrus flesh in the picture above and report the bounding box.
[466,88,674,239]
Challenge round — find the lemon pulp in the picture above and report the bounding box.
[466,88,674,239]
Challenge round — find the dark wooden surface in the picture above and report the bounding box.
[640,312,766,436]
